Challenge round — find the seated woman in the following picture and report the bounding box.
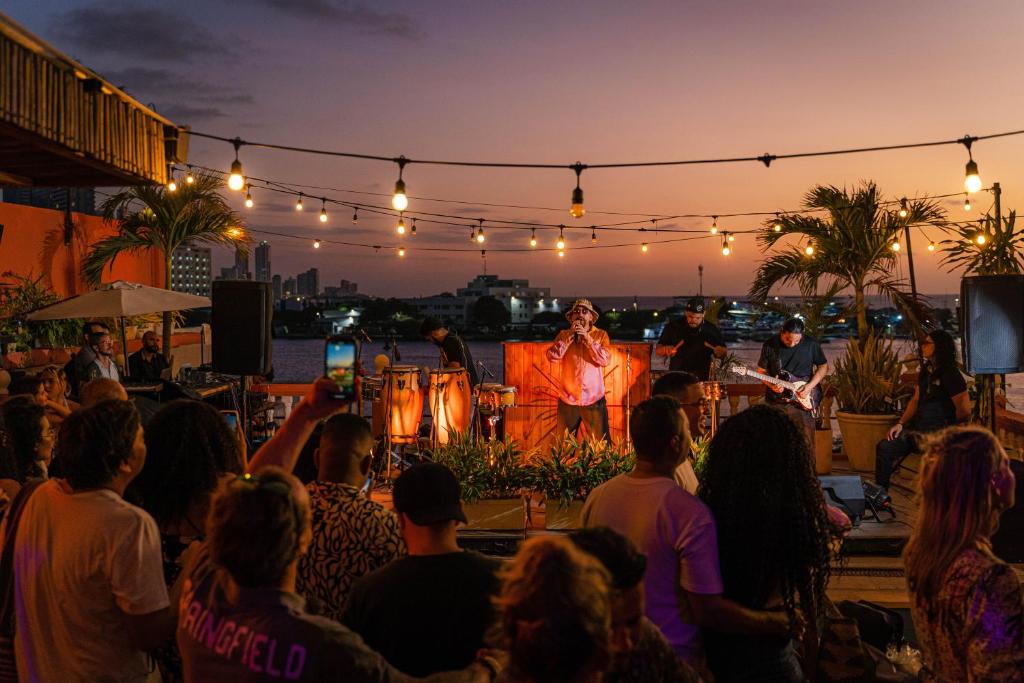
[0,397,54,485]
[875,329,969,491]
[904,426,1024,680]
[38,366,78,426]
[700,404,833,682]
[6,374,72,426]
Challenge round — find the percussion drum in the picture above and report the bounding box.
[428,368,471,444]
[379,365,423,444]
[477,383,505,415]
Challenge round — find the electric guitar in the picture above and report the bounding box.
[727,364,821,413]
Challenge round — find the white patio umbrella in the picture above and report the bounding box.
[26,281,211,378]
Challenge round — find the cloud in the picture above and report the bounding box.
[51,3,234,62]
[100,68,253,122]
[256,0,422,39]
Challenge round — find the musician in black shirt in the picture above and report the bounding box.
[875,329,970,490]
[757,317,828,447]
[655,298,727,381]
[419,317,480,387]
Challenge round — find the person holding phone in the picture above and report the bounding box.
[325,336,360,401]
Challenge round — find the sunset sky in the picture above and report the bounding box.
[8,0,1024,298]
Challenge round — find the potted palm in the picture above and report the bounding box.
[832,332,909,471]
[431,434,532,531]
[531,434,635,530]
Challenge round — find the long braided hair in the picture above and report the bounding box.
[699,404,832,621]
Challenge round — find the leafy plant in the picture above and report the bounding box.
[831,332,908,414]
[431,433,534,503]
[940,210,1024,276]
[690,435,711,483]
[0,273,82,350]
[530,433,635,510]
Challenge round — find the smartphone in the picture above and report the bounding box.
[222,411,239,431]
[325,335,359,401]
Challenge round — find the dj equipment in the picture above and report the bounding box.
[428,368,471,445]
[961,274,1024,374]
[212,280,273,376]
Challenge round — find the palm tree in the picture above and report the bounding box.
[83,172,247,358]
[750,182,948,341]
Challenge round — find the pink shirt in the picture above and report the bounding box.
[546,327,611,406]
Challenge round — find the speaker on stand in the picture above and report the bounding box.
[212,281,274,443]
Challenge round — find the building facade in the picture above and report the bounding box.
[1,187,98,215]
[296,268,319,296]
[170,243,212,297]
[403,274,559,328]
[272,274,283,302]
[254,241,271,282]
[234,248,250,280]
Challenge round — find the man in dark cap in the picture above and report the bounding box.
[655,297,727,381]
[342,463,501,676]
[419,317,479,387]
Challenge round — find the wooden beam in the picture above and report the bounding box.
[0,169,30,186]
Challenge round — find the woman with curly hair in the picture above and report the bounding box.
[699,403,832,682]
[494,535,612,683]
[0,397,53,483]
[904,426,1023,680]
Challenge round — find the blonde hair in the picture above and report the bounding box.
[496,536,611,683]
[904,426,1006,614]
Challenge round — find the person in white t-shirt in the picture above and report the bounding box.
[6,400,177,682]
[582,396,795,669]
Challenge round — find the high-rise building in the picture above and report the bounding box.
[283,277,297,297]
[170,242,212,297]
[1,187,98,215]
[296,268,320,297]
[234,248,250,280]
[272,274,283,302]
[337,279,358,294]
[254,241,271,282]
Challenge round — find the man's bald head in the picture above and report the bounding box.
[80,378,128,407]
[315,413,374,486]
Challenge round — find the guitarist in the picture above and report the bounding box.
[757,317,828,448]
[656,298,727,381]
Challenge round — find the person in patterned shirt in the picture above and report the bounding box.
[296,413,404,621]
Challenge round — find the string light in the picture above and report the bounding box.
[773,214,782,232]
[244,185,254,208]
[530,228,537,248]
[721,233,731,256]
[569,163,585,218]
[167,172,177,192]
[352,208,359,223]
[227,138,245,191]
[476,219,486,244]
[927,241,936,252]
[964,194,972,211]
[976,231,987,246]
[396,215,406,235]
[185,165,195,184]
[319,198,328,223]
[295,193,304,211]
[411,218,417,236]
[591,227,597,244]
[392,157,408,211]
[710,216,718,235]
[728,233,736,242]
[805,243,815,256]
[469,226,476,242]
[398,246,406,257]
[962,138,982,193]
[313,239,321,249]
[890,238,901,252]
[556,226,566,250]
[558,250,565,258]
[227,227,244,238]
[898,198,908,218]
[640,241,648,253]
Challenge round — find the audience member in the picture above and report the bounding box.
[65,321,107,394]
[699,404,832,682]
[569,527,699,683]
[904,426,1024,680]
[343,463,500,676]
[38,365,78,425]
[79,377,128,407]
[582,396,790,668]
[128,330,170,381]
[651,370,705,493]
[0,410,16,509]
[177,466,496,682]
[83,326,122,382]
[296,413,404,621]
[7,400,175,681]
[0,398,52,482]
[494,535,610,683]
[5,376,47,408]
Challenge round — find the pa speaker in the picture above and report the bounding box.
[961,275,1024,374]
[819,475,865,522]
[212,280,272,375]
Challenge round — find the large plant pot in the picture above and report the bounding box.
[49,348,73,364]
[28,349,51,367]
[814,429,833,475]
[462,498,527,531]
[836,412,899,472]
[544,500,585,530]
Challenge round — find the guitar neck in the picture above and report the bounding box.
[743,368,797,390]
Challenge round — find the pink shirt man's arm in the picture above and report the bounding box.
[546,330,573,361]
[579,329,612,367]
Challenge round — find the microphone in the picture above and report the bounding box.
[477,360,495,380]
[357,328,373,343]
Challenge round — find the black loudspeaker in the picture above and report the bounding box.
[819,475,866,522]
[212,280,272,375]
[961,275,1024,374]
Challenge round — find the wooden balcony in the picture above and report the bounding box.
[0,11,185,187]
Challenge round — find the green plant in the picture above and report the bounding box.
[831,332,908,414]
[751,183,945,341]
[0,273,82,350]
[431,433,533,503]
[690,435,711,484]
[530,433,636,510]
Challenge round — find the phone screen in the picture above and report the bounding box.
[222,412,238,431]
[325,336,358,400]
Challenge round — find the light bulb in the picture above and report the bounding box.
[530,229,537,248]
[319,205,328,223]
[228,159,245,191]
[965,159,982,193]
[927,241,936,252]
[976,232,987,245]
[805,244,815,256]
[396,217,406,235]
[392,179,408,211]
[476,224,486,243]
[398,247,406,257]
[556,237,566,250]
[722,245,731,256]
[773,222,782,232]
[728,234,736,242]
[570,186,585,219]
[185,167,194,184]
[313,239,321,249]
[710,219,718,235]
[591,228,597,245]
[244,186,253,208]
[641,242,648,253]
[295,194,304,211]
[167,177,177,192]
[964,196,972,211]
[558,250,565,258]
[890,240,901,252]
[411,219,417,236]
[898,198,908,219]
[352,209,359,224]
[227,227,243,239]
[469,228,476,242]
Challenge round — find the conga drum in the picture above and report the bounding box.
[380,365,423,444]
[477,383,505,415]
[428,368,471,444]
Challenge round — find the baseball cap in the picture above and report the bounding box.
[392,462,468,525]
[684,298,705,313]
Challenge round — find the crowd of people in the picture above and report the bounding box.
[0,311,1020,682]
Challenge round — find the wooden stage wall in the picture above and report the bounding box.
[502,341,651,450]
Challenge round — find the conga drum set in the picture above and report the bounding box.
[477,383,517,440]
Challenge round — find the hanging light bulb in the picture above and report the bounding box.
[773,214,782,232]
[976,231,987,246]
[185,166,195,184]
[964,195,972,212]
[898,198,909,219]
[569,163,585,219]
[927,241,936,252]
[227,138,245,191]
[710,216,719,235]
[558,250,565,259]
[469,226,476,242]
[352,208,359,224]
[476,220,486,244]
[319,199,328,223]
[556,226,566,251]
[591,227,597,245]
[962,138,982,193]
[641,242,649,253]
[410,218,417,236]
[728,233,736,242]
[313,239,321,249]
[227,227,244,239]
[167,173,177,192]
[805,244,815,256]
[396,215,406,235]
[244,185,253,208]
[530,228,537,248]
[721,234,731,256]
[295,193,304,211]
[392,157,409,211]
[890,239,901,252]
[398,246,406,257]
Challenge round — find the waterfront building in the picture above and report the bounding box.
[169,243,212,297]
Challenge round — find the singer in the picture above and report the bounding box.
[546,298,611,441]
[419,317,479,386]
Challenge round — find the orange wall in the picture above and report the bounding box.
[0,203,164,297]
